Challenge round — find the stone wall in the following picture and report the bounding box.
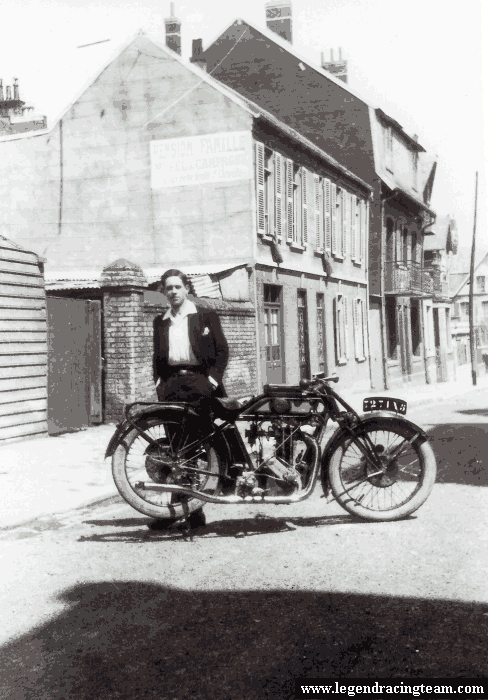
[102,259,257,420]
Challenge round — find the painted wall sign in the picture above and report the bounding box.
[150,131,253,189]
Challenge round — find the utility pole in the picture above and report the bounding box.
[469,171,479,386]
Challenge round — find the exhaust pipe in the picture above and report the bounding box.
[135,447,320,505]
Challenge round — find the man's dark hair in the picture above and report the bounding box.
[160,269,190,291]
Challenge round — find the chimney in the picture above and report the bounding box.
[321,47,348,83]
[164,3,181,55]
[13,78,19,100]
[6,86,11,100]
[190,38,207,71]
[265,0,292,44]
[0,80,3,102]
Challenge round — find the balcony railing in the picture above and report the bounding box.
[384,261,433,296]
[431,268,450,298]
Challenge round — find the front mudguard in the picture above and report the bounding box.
[104,402,201,459]
[320,411,429,495]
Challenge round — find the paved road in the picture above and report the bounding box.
[1,390,487,698]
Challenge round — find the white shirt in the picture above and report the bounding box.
[163,299,199,366]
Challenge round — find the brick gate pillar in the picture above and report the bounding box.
[101,259,155,421]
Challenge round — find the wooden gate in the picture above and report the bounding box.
[47,297,102,435]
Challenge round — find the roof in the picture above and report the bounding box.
[201,18,433,210]
[44,262,249,292]
[0,34,371,194]
[451,251,488,298]
[424,216,458,253]
[202,17,428,152]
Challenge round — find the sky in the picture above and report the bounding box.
[1,0,487,251]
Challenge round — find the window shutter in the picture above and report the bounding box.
[255,142,265,236]
[331,185,337,255]
[344,296,349,359]
[353,298,359,358]
[286,158,294,242]
[341,189,347,257]
[324,179,331,252]
[362,299,368,358]
[314,174,322,251]
[275,152,283,240]
[359,200,365,264]
[334,295,340,363]
[301,168,308,245]
[453,301,460,318]
[351,198,357,263]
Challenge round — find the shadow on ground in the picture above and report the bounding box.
[427,423,488,486]
[0,582,486,699]
[78,513,372,543]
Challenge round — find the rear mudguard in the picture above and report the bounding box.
[320,411,429,493]
[104,403,201,459]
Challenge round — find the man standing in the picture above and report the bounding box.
[153,269,229,402]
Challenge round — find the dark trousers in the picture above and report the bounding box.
[156,369,214,403]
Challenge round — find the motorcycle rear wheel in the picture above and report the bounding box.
[112,414,224,521]
[328,418,436,522]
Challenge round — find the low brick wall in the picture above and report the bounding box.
[101,259,257,420]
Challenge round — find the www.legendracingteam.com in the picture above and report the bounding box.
[295,680,486,698]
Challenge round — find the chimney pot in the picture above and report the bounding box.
[6,86,11,100]
[265,1,293,44]
[192,38,203,57]
[170,2,174,16]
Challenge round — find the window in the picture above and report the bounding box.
[334,294,349,364]
[483,301,488,322]
[297,290,310,379]
[264,149,273,237]
[476,276,485,293]
[263,285,282,362]
[385,297,397,360]
[460,302,469,319]
[353,297,367,361]
[316,294,326,373]
[403,227,409,264]
[410,301,421,356]
[333,188,343,258]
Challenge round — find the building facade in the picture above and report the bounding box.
[450,252,488,376]
[197,13,439,391]
[0,34,371,422]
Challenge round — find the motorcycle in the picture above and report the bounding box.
[105,373,437,526]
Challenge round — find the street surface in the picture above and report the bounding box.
[0,389,487,698]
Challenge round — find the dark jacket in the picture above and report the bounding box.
[153,306,229,397]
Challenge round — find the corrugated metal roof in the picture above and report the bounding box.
[44,263,248,293]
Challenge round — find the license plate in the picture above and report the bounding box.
[363,397,407,415]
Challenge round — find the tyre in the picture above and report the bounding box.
[327,418,436,522]
[112,412,225,521]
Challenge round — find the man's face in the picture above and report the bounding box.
[164,276,189,309]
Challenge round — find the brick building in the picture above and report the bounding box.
[197,9,439,391]
[0,33,371,421]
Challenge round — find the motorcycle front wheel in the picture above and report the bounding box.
[112,413,225,521]
[328,418,436,522]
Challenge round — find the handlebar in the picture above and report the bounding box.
[299,373,339,390]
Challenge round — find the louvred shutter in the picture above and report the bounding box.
[344,296,349,360]
[331,184,337,255]
[286,159,294,242]
[301,168,308,245]
[324,179,331,252]
[314,174,322,251]
[351,198,358,262]
[341,189,347,258]
[275,152,283,240]
[255,142,265,235]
